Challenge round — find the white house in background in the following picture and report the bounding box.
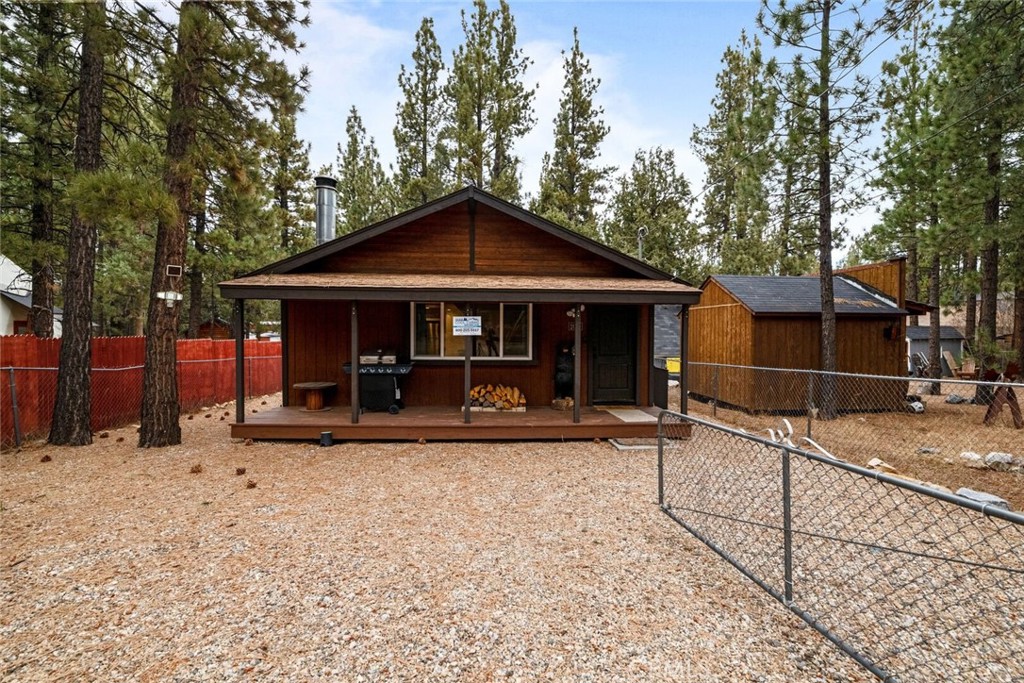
[0,253,62,336]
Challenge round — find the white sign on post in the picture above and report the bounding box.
[452,316,482,336]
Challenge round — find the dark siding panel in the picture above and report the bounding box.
[474,205,635,276]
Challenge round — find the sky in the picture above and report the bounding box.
[292,0,889,242]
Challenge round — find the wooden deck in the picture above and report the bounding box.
[232,405,664,441]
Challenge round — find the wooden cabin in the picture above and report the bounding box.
[219,186,701,440]
[687,267,911,413]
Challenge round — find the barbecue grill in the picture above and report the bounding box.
[343,363,413,414]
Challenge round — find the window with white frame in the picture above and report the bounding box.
[411,302,532,360]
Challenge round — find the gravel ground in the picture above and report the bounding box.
[0,396,872,682]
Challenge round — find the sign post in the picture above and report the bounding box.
[454,315,481,424]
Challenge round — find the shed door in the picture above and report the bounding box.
[589,306,637,405]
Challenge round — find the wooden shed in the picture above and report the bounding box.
[219,186,701,441]
[687,271,910,413]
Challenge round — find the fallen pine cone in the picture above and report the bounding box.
[190,463,203,474]
[187,415,194,420]
[261,400,267,405]
[99,432,109,438]
[244,438,254,446]
[205,414,212,419]
[116,437,124,443]
[220,416,225,421]
[40,454,52,463]
[246,479,257,489]
[418,438,427,445]
[224,411,230,417]
[235,467,246,476]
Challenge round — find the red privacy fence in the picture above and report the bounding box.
[1,336,281,448]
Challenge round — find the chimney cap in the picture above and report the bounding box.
[314,175,338,189]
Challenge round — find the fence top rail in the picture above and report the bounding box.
[658,409,1024,525]
[686,361,1024,388]
[1,356,282,373]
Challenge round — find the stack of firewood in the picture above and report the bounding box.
[469,384,526,411]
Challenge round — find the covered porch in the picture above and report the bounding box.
[231,404,664,441]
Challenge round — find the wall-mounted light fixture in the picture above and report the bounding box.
[156,291,183,308]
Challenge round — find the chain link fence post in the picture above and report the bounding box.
[805,371,815,439]
[712,364,719,417]
[781,446,794,604]
[7,367,22,447]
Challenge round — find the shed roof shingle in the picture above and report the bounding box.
[709,275,905,315]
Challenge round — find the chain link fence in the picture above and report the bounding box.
[658,411,1024,682]
[2,352,281,449]
[683,362,1023,509]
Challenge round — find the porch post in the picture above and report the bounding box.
[679,304,689,415]
[464,327,472,424]
[235,299,245,423]
[351,302,359,424]
[573,303,582,424]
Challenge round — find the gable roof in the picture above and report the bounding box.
[247,185,682,283]
[905,325,965,342]
[708,274,906,315]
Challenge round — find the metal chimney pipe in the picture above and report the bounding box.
[314,176,338,245]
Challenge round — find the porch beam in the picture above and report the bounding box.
[351,302,359,424]
[573,303,582,424]
[235,299,245,423]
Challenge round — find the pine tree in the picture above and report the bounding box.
[604,148,701,282]
[446,0,535,201]
[394,18,449,209]
[771,67,819,276]
[140,0,308,447]
[50,0,106,445]
[933,0,1024,354]
[534,27,613,238]
[0,2,75,337]
[337,106,394,234]
[691,31,777,275]
[759,0,877,416]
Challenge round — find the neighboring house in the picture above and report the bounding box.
[654,305,682,360]
[687,271,909,413]
[197,316,233,339]
[220,185,701,441]
[905,325,965,376]
[0,254,61,337]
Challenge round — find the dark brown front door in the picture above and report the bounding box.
[589,306,637,405]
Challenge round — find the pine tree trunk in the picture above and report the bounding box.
[927,247,941,396]
[964,250,977,348]
[1013,281,1023,370]
[187,203,206,339]
[49,1,105,446]
[28,3,57,338]
[816,0,838,419]
[906,237,919,327]
[139,1,205,448]
[978,129,1001,352]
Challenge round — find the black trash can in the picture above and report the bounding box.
[652,362,668,409]
[554,343,574,398]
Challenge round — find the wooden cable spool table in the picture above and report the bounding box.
[293,381,336,411]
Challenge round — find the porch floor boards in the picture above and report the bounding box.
[232,405,661,441]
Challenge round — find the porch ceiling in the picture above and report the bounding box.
[219,272,701,305]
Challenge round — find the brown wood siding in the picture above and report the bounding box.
[303,205,472,274]
[741,314,905,412]
[473,205,635,277]
[837,260,905,307]
[294,203,639,278]
[687,280,753,408]
[285,300,351,406]
[282,301,658,409]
